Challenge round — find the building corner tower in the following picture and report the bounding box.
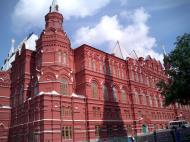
[35,0,74,96]
[26,1,75,141]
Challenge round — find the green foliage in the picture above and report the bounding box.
[157,33,190,106]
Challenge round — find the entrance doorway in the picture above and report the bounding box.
[142,124,148,134]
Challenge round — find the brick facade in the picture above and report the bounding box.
[0,71,10,142]
[0,2,190,142]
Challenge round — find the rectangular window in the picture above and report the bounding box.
[107,125,112,136]
[118,125,123,132]
[62,126,72,139]
[93,107,101,118]
[127,125,132,134]
[60,83,68,95]
[121,90,126,103]
[146,96,149,106]
[124,110,131,119]
[105,108,111,119]
[61,106,72,117]
[18,94,23,105]
[95,125,100,137]
[138,111,142,118]
[114,109,120,119]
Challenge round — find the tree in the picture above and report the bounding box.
[157,33,190,106]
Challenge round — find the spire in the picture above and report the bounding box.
[161,45,167,55]
[50,0,59,12]
[9,38,15,57]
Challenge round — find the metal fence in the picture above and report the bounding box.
[137,127,190,142]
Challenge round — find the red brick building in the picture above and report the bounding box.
[0,1,190,142]
[0,71,11,142]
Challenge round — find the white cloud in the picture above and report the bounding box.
[74,7,163,61]
[12,0,110,33]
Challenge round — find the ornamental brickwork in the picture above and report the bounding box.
[0,1,190,142]
[0,71,10,142]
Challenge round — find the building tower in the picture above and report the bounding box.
[32,1,75,141]
[35,0,74,96]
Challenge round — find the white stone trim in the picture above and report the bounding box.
[38,91,60,95]
[0,96,10,99]
[0,106,11,109]
[10,119,133,128]
[0,136,8,139]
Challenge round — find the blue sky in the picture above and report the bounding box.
[0,0,190,66]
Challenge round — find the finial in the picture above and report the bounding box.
[11,38,15,48]
[9,38,15,57]
[161,45,167,55]
[50,0,59,12]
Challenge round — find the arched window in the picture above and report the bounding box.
[143,94,147,105]
[100,63,103,73]
[60,78,68,95]
[157,97,160,107]
[92,82,98,98]
[19,85,24,105]
[112,66,115,75]
[107,67,111,75]
[135,73,139,82]
[131,71,134,80]
[57,51,62,63]
[134,93,139,104]
[90,59,93,70]
[92,61,96,71]
[34,81,39,95]
[103,85,108,101]
[121,70,124,79]
[147,77,150,86]
[146,95,149,105]
[140,74,143,83]
[118,69,121,78]
[149,96,152,106]
[112,87,118,102]
[139,95,143,104]
[160,98,163,108]
[121,89,126,103]
[103,63,107,74]
[109,66,112,74]
[63,52,67,65]
[154,97,158,107]
[88,58,92,68]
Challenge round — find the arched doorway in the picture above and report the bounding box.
[142,124,148,134]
